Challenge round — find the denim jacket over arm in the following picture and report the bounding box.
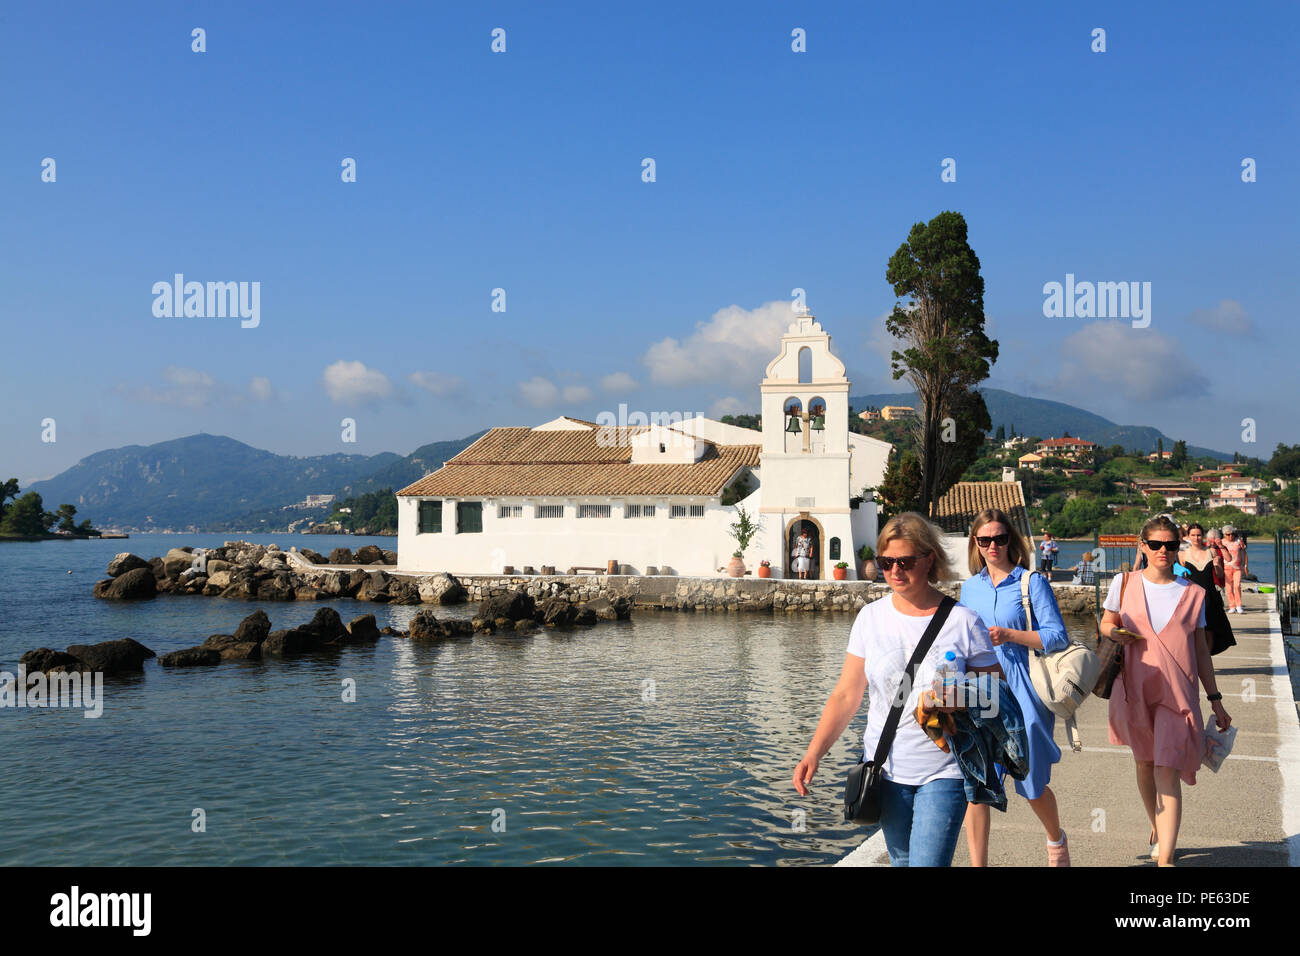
[945,676,1030,811]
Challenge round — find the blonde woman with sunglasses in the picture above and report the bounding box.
[959,510,1072,866]
[793,513,1000,866]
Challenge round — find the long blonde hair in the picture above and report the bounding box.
[877,512,954,583]
[967,508,1031,575]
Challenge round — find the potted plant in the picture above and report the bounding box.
[833,560,849,581]
[858,545,877,581]
[726,504,759,577]
[758,559,772,579]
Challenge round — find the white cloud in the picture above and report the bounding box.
[1058,321,1209,402]
[562,384,593,403]
[322,360,394,405]
[408,370,462,396]
[642,300,798,389]
[708,396,749,418]
[248,376,274,401]
[518,376,560,407]
[600,371,639,392]
[118,366,219,408]
[1186,299,1253,333]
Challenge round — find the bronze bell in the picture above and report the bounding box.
[786,414,803,433]
[811,414,825,431]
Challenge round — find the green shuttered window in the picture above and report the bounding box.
[418,500,442,534]
[457,501,483,534]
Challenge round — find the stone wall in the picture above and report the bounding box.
[432,573,1100,617]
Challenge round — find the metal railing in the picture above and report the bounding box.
[1275,530,1299,636]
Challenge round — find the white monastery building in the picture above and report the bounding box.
[396,312,891,578]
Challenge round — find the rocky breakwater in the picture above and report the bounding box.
[24,586,628,680]
[91,542,452,606]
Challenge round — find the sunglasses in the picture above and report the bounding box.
[975,533,1010,548]
[1143,539,1180,552]
[878,554,928,572]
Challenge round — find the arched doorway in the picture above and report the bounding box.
[785,515,823,580]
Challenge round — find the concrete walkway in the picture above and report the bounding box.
[838,592,1300,867]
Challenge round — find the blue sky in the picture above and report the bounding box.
[3,1,1297,484]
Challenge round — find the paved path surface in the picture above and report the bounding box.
[838,593,1300,867]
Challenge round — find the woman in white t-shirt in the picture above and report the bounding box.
[1100,516,1231,866]
[792,513,1001,866]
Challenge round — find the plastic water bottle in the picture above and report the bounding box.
[936,651,958,706]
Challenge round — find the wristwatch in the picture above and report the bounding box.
[1207,692,1223,702]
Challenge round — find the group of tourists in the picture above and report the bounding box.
[793,510,1234,867]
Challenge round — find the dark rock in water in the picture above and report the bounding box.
[408,609,473,641]
[295,586,326,601]
[537,597,577,628]
[513,619,535,633]
[381,550,398,565]
[100,567,158,601]
[257,575,296,601]
[328,547,355,565]
[388,580,421,605]
[346,614,382,643]
[573,607,598,626]
[159,647,222,667]
[303,607,349,644]
[354,544,384,565]
[478,589,535,624]
[582,595,630,621]
[107,553,150,577]
[356,571,392,603]
[343,569,368,597]
[234,610,271,645]
[149,557,167,580]
[19,648,82,673]
[221,572,259,601]
[300,548,326,565]
[380,626,398,636]
[261,628,317,656]
[175,573,208,595]
[201,634,261,661]
[64,638,156,674]
[92,579,113,598]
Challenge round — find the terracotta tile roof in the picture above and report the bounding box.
[932,481,1032,539]
[1037,437,1096,448]
[396,426,760,497]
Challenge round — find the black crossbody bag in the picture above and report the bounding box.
[844,595,956,825]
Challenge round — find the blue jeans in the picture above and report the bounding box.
[878,777,967,867]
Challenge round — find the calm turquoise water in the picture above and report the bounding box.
[0,534,1120,866]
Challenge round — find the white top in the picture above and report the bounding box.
[1103,573,1206,634]
[846,595,998,785]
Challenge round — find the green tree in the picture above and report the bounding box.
[0,478,19,521]
[879,448,923,518]
[1268,443,1300,479]
[994,424,1006,442]
[0,491,54,535]
[1170,440,1188,470]
[55,503,78,532]
[884,211,998,517]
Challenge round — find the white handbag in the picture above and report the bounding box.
[1021,571,1100,753]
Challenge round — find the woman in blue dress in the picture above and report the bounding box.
[959,508,1072,866]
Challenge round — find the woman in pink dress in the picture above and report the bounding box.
[1219,524,1247,614]
[1101,516,1231,866]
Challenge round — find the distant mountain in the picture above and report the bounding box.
[25,431,485,532]
[848,388,1230,461]
[338,431,487,497]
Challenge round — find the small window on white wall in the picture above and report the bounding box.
[537,505,565,519]
[625,504,656,518]
[578,504,611,519]
[498,504,522,518]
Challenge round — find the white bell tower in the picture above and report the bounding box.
[755,309,859,577]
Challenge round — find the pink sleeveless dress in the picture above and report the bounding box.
[1107,572,1206,785]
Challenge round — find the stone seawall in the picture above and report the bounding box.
[435,573,1100,617]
